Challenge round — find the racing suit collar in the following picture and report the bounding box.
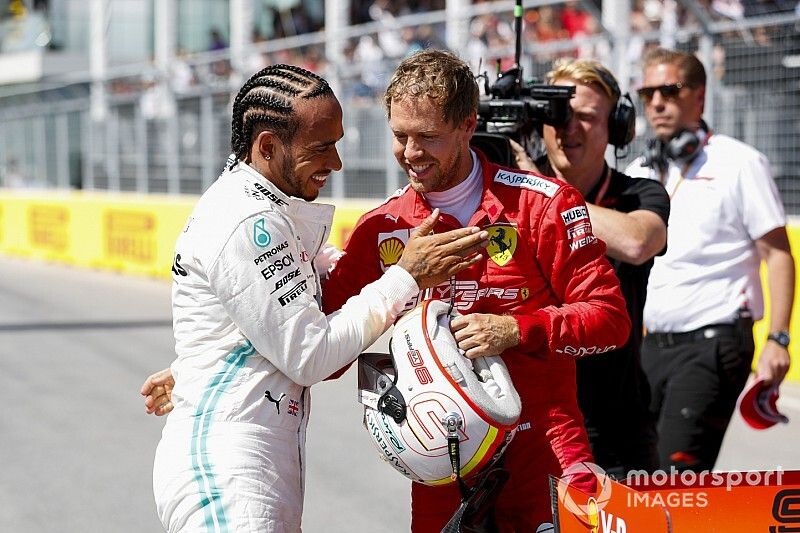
[232,160,335,230]
[410,148,506,227]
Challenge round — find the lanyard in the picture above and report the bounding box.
[593,165,613,207]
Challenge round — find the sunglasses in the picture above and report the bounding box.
[636,82,691,102]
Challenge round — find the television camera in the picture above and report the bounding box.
[471,0,574,167]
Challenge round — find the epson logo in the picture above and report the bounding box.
[260,253,294,280]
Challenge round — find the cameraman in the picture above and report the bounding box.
[515,58,669,476]
[626,48,794,472]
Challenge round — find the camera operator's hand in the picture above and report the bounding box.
[509,139,538,172]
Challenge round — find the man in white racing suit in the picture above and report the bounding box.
[151,64,488,533]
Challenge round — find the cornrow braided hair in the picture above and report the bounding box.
[230,64,333,160]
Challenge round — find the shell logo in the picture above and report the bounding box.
[379,236,405,270]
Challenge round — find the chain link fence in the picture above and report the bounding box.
[0,4,798,212]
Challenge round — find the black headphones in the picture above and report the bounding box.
[593,66,636,148]
[642,119,709,171]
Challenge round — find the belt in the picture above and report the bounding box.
[647,324,738,347]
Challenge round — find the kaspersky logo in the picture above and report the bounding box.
[557,462,613,532]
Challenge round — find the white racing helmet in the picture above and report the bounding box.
[358,299,522,486]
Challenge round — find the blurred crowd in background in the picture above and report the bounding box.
[1,0,798,196]
[1,0,797,99]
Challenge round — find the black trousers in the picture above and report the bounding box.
[577,353,659,478]
[642,324,754,471]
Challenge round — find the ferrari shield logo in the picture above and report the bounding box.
[486,224,517,266]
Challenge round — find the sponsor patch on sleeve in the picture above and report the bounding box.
[560,206,589,225]
[493,170,560,197]
[560,206,597,251]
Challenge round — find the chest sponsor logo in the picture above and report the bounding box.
[494,170,559,197]
[560,206,589,225]
[278,279,308,306]
[485,224,517,266]
[379,237,405,270]
[260,252,294,280]
[403,280,520,312]
[253,218,271,247]
[271,268,302,294]
[245,182,289,206]
[254,240,289,264]
[378,229,412,272]
[520,287,529,300]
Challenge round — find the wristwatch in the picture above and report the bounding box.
[767,330,791,348]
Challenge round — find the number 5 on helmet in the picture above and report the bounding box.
[358,299,522,485]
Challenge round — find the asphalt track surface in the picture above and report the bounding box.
[1,256,799,532]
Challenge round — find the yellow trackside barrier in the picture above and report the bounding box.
[0,190,375,279]
[0,189,798,383]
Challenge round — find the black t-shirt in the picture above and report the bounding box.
[579,167,670,421]
[585,167,670,354]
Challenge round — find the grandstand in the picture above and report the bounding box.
[0,0,797,207]
[0,0,800,207]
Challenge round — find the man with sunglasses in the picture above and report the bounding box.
[626,47,795,472]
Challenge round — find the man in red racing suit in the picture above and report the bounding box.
[323,146,630,530]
